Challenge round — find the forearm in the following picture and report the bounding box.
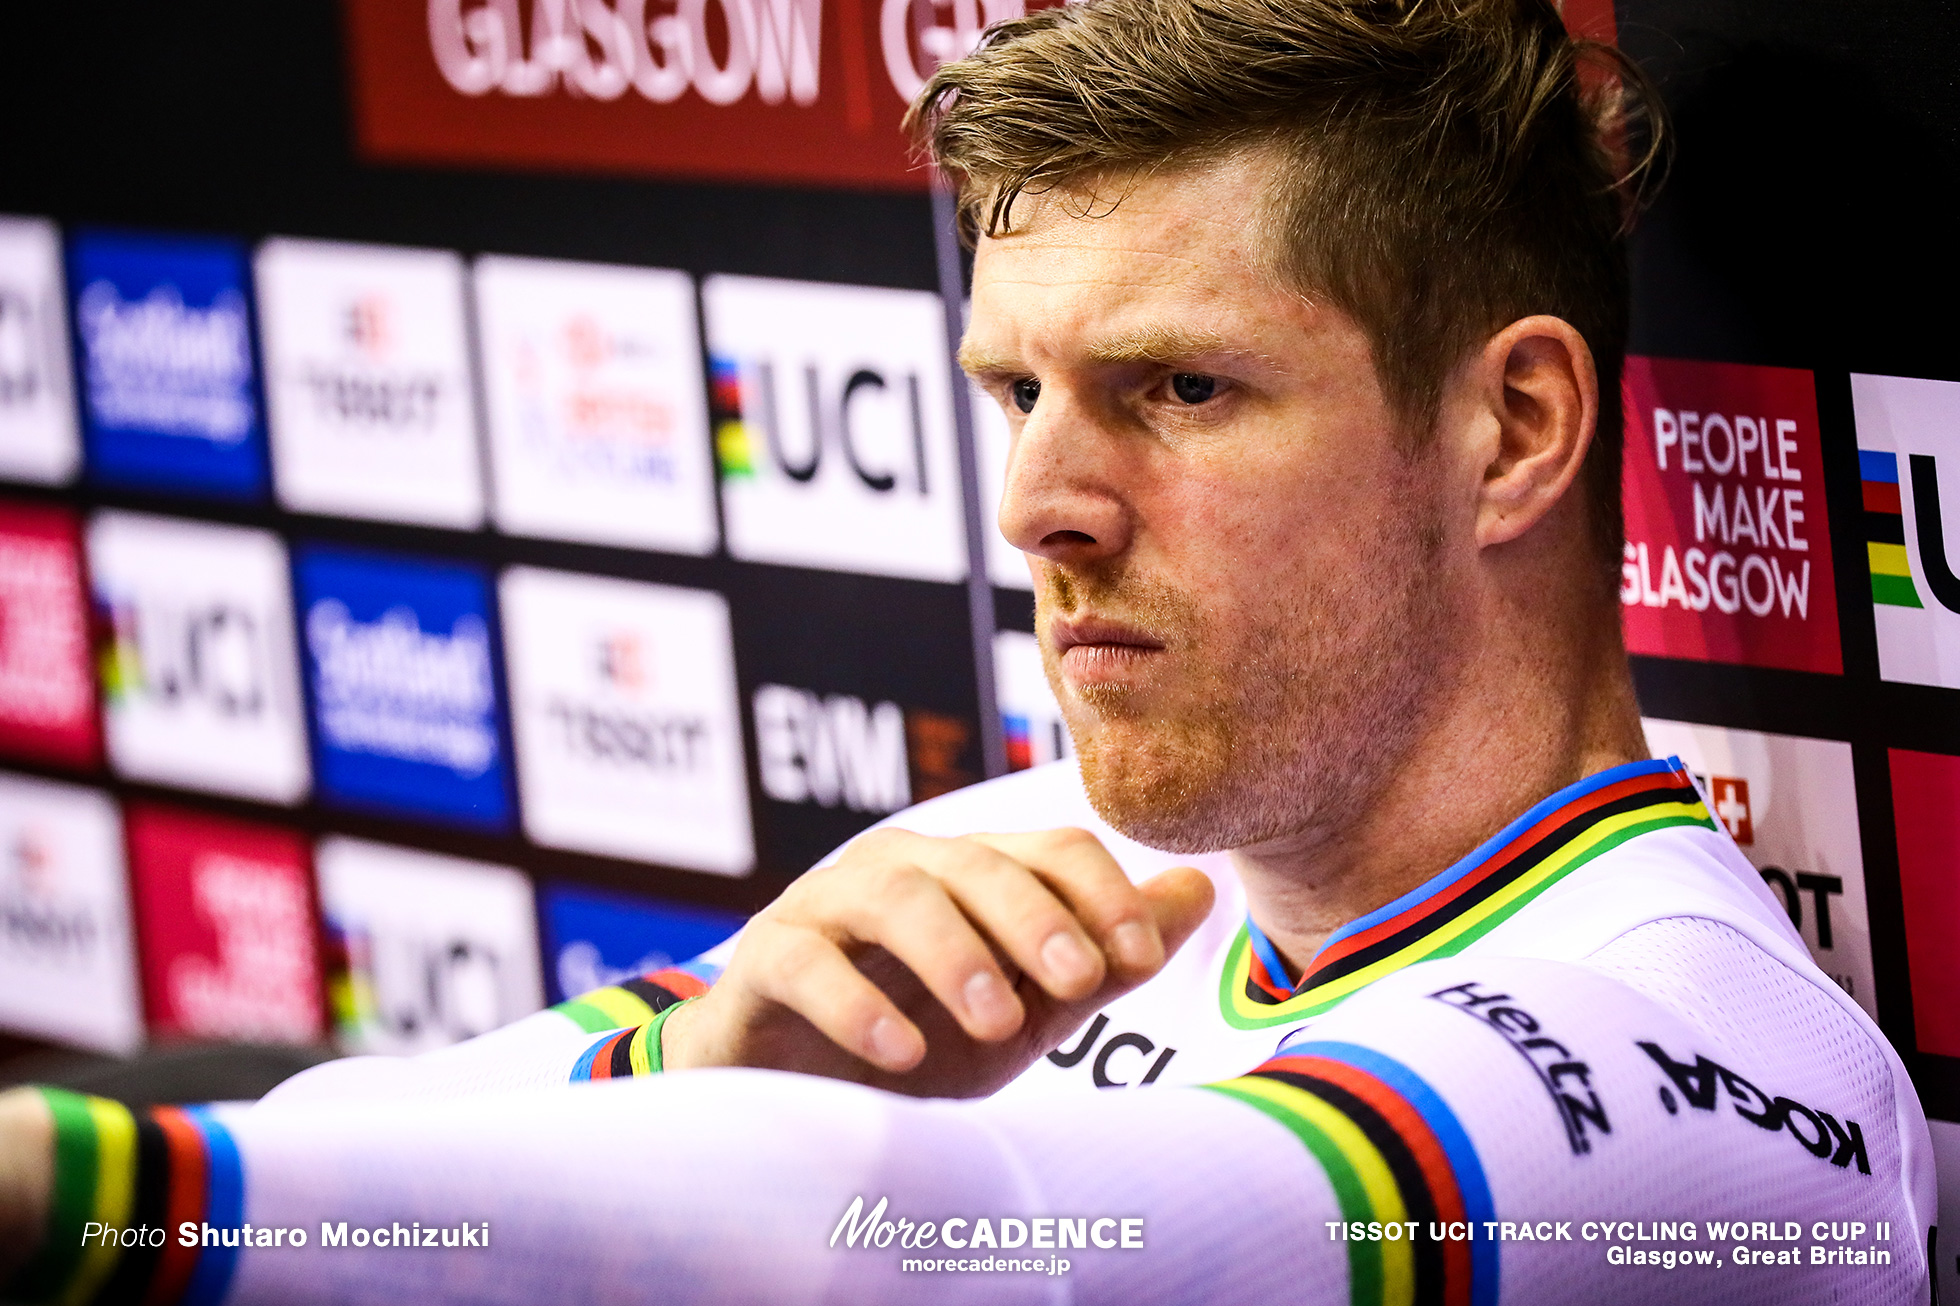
[260,968,710,1109]
[7,948,1926,1305]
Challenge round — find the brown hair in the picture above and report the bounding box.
[912,0,1665,576]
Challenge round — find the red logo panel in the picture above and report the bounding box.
[1891,748,1960,1058]
[348,1,1610,189]
[125,802,325,1044]
[1619,356,1841,674]
[343,0,1063,189]
[0,500,99,768]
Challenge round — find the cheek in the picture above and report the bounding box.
[1158,456,1361,588]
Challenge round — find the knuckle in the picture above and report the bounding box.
[766,928,832,984]
[864,859,935,906]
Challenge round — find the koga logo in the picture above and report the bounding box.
[1863,449,1960,615]
[0,289,46,407]
[427,0,821,107]
[0,827,97,960]
[307,600,498,775]
[300,293,446,430]
[1430,980,1609,1155]
[98,597,267,718]
[334,922,510,1043]
[75,281,253,442]
[713,354,928,495]
[753,683,908,814]
[1045,1013,1177,1088]
[1622,405,1815,620]
[1639,1040,1869,1175]
[545,630,711,772]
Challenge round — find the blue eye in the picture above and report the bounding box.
[1171,373,1217,404]
[1011,377,1041,414]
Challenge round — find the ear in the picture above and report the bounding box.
[1469,315,1599,548]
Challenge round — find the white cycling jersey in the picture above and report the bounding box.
[21,757,1935,1306]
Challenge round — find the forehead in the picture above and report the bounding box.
[965,154,1301,355]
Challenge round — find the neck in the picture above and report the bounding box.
[1228,568,1646,981]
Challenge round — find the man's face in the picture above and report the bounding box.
[963,153,1463,855]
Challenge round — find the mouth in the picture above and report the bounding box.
[1049,615,1168,688]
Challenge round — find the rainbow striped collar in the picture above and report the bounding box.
[1218,757,1716,1030]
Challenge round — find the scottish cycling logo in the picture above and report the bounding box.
[296,547,511,830]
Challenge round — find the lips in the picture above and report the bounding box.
[1049,615,1167,687]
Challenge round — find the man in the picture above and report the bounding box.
[0,0,1934,1302]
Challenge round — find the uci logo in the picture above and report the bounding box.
[1046,1014,1178,1088]
[1905,454,1960,614]
[713,355,929,497]
[103,600,267,718]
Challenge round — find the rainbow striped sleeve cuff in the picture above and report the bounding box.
[5,1087,242,1306]
[549,965,713,1037]
[1205,1041,1498,1306]
[554,965,713,1083]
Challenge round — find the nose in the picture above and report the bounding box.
[995,391,1134,567]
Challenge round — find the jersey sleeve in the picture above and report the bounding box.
[8,940,1929,1306]
[257,960,723,1109]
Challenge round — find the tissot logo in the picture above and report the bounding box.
[1850,373,1960,689]
[88,512,310,805]
[316,837,543,1055]
[1702,775,1752,844]
[0,773,140,1054]
[1619,357,1839,674]
[0,217,80,485]
[296,545,512,831]
[502,567,753,875]
[1644,720,1876,1020]
[475,256,716,554]
[68,231,268,500]
[705,276,965,581]
[257,239,485,528]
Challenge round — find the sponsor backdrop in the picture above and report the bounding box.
[0,0,1957,1150]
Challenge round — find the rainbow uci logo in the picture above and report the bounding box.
[1861,450,1960,613]
[1851,371,1960,689]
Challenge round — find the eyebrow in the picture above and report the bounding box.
[959,325,1254,376]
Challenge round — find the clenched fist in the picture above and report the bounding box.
[661,826,1214,1098]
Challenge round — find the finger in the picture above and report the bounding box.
[970,828,1163,980]
[828,854,1035,1041]
[739,919,927,1073]
[1139,865,1216,960]
[918,835,1113,1003]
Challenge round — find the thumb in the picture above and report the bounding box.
[1138,865,1217,962]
